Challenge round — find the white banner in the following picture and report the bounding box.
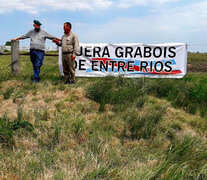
[59,43,187,78]
[59,47,64,76]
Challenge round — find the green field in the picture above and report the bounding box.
[0,54,207,179]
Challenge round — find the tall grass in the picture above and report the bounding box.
[86,75,207,117]
[152,136,207,179]
[147,76,207,117]
[123,104,166,139]
[86,76,146,111]
[0,108,34,147]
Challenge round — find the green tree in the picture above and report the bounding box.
[5,41,11,46]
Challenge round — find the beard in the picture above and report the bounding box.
[35,28,40,32]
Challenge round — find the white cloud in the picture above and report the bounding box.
[0,0,182,14]
[74,1,207,52]
[117,0,147,8]
[117,0,180,8]
[0,0,113,14]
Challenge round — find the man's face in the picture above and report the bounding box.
[33,23,40,30]
[64,24,71,34]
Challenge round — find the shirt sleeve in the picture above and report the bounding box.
[45,31,57,40]
[57,38,62,46]
[73,35,79,57]
[20,31,31,39]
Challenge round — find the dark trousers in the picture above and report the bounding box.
[30,49,45,79]
[62,53,75,81]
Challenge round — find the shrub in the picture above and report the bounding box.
[0,109,34,147]
[86,76,146,111]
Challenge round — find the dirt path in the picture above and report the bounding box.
[187,62,207,72]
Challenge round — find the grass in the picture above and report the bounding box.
[145,75,207,117]
[188,52,207,63]
[0,54,207,179]
[86,76,146,111]
[0,108,34,148]
[122,103,166,139]
[151,135,207,179]
[86,74,207,117]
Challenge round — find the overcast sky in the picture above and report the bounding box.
[1,0,207,52]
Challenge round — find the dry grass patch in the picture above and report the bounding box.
[1,80,22,91]
[0,86,97,123]
[0,99,18,119]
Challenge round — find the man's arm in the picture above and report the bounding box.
[45,31,61,41]
[44,31,61,46]
[11,30,31,41]
[11,37,22,41]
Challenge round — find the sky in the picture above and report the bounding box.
[0,0,207,52]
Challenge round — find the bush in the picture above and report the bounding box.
[86,76,146,111]
[0,109,34,147]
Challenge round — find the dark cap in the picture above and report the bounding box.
[33,20,42,26]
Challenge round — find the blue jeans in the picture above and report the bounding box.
[30,49,45,79]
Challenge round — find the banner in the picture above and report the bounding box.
[58,47,64,76]
[59,43,187,78]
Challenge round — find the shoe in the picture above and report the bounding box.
[65,79,70,84]
[69,81,75,84]
[32,79,39,83]
[32,78,40,83]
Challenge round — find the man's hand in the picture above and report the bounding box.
[72,56,76,61]
[52,39,59,43]
[11,37,22,41]
[11,38,18,41]
[52,38,60,45]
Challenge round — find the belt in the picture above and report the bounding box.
[30,49,44,53]
[62,52,73,54]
